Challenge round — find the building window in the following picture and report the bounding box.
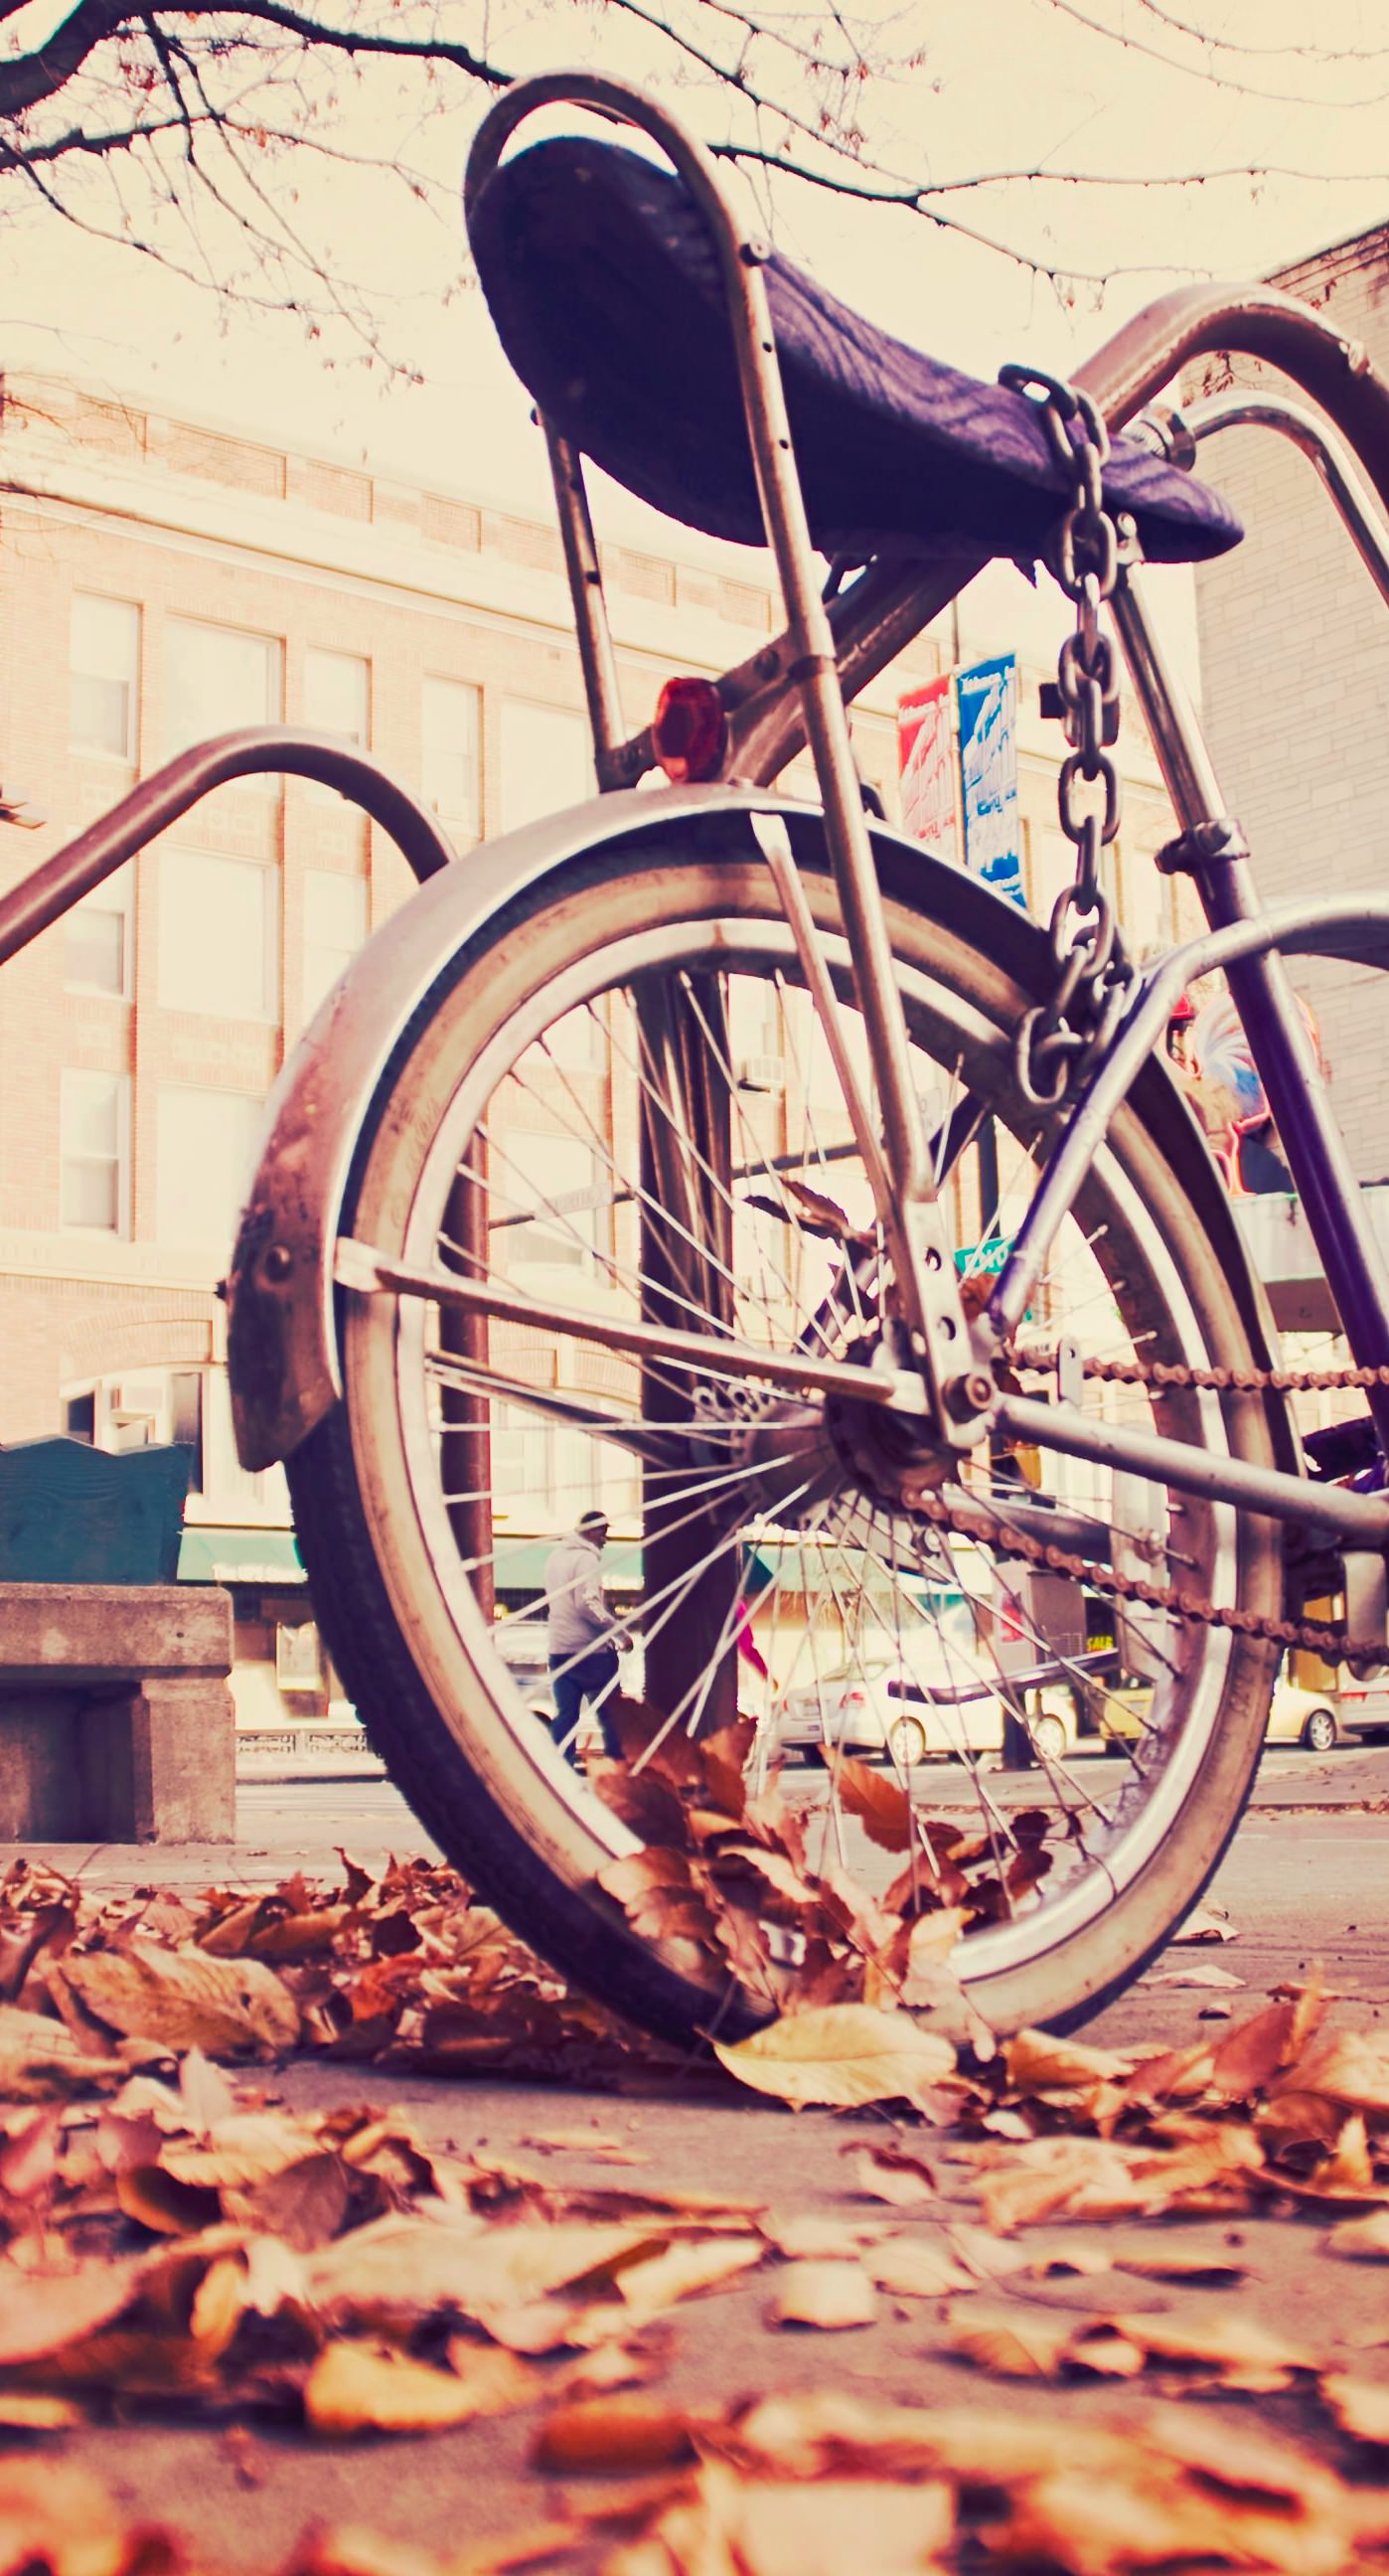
[60,1069,129,1233]
[499,700,590,835]
[65,862,134,998]
[301,870,368,1021]
[170,1368,206,1494]
[165,619,280,776]
[508,1132,607,1272]
[276,1621,323,1693]
[420,676,481,839]
[304,649,369,803]
[160,849,277,1021]
[70,594,140,761]
[63,1389,96,1444]
[156,1085,264,1249]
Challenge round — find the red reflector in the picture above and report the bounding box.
[653,677,727,783]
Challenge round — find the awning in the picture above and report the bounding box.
[178,1527,306,1585]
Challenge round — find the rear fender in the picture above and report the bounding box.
[227,785,1295,1480]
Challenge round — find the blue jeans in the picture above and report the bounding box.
[549,1647,622,1764]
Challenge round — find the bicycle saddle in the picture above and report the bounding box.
[467,136,1241,566]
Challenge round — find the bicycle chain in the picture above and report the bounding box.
[911,1344,1389,1667]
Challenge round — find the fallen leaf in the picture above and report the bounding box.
[533,2394,696,2475]
[1173,1904,1238,1943]
[1149,1964,1246,1990]
[712,2005,955,2111]
[0,2256,144,2364]
[305,2339,536,2437]
[1321,2372,1389,2447]
[849,2142,940,2208]
[769,2261,879,2329]
[1330,2209,1389,2259]
[862,2237,979,2298]
[615,2235,764,2320]
[63,1941,300,2059]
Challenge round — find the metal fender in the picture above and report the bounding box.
[227,781,1293,1477]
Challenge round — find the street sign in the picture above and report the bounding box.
[955,1237,1011,1277]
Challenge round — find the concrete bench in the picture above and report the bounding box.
[0,1584,234,1842]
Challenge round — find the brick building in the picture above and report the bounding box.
[1190,222,1389,1194]
[0,368,1190,1732]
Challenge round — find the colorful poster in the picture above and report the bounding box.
[955,653,1025,909]
[896,676,958,862]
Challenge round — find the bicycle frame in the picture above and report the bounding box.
[465,70,1389,1573]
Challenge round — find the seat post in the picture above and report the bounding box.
[540,414,628,786]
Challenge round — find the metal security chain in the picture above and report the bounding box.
[999,365,1133,1112]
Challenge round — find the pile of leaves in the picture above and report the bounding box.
[0,1850,668,2095]
[592,1706,1028,2031]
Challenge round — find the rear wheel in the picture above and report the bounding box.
[288,829,1282,2041]
[1303,1707,1337,1753]
[886,1713,928,1772]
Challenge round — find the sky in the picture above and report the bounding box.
[2,0,1385,661]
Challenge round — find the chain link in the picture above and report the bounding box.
[999,365,1134,1112]
[948,1337,1388,1664]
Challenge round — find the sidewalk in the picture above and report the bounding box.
[7,1737,1389,1894]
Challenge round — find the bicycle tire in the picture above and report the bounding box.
[287,829,1282,2042]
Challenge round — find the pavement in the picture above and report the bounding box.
[9,1733,1389,1896]
[6,1743,1389,2571]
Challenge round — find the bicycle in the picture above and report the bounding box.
[7,69,1389,2048]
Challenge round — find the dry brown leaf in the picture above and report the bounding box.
[849,2142,940,2208]
[0,2255,144,2364]
[522,2130,646,2165]
[1321,2371,1389,2447]
[0,2004,122,2099]
[1119,2250,1246,2285]
[769,2261,879,2330]
[0,2392,83,2430]
[1279,2028,1389,2117]
[304,2338,540,2437]
[299,2212,665,2328]
[1172,1904,1238,1943]
[941,2297,1093,2377]
[533,2393,696,2476]
[712,2005,955,2111]
[1328,2208,1389,2259]
[1003,2029,1136,2092]
[63,1941,300,2060]
[1106,2309,1321,2384]
[758,2214,889,2261]
[625,2460,954,2576]
[615,2234,764,2320]
[159,2110,317,2189]
[862,2237,980,2299]
[227,2151,351,2252]
[1148,1964,1246,1990]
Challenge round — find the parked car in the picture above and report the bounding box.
[770,1658,1085,1769]
[1093,1668,1342,1754]
[1324,1675,1389,1739]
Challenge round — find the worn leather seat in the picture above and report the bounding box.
[467,135,1241,567]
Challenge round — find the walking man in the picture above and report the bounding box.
[543,1509,626,1765]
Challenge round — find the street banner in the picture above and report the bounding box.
[896,676,957,861]
[955,653,1025,908]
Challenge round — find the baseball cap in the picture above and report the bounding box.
[576,1509,609,1534]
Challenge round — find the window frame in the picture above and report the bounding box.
[70,592,141,764]
[159,846,279,1024]
[59,1067,131,1236]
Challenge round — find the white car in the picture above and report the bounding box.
[771,1658,1084,1769]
